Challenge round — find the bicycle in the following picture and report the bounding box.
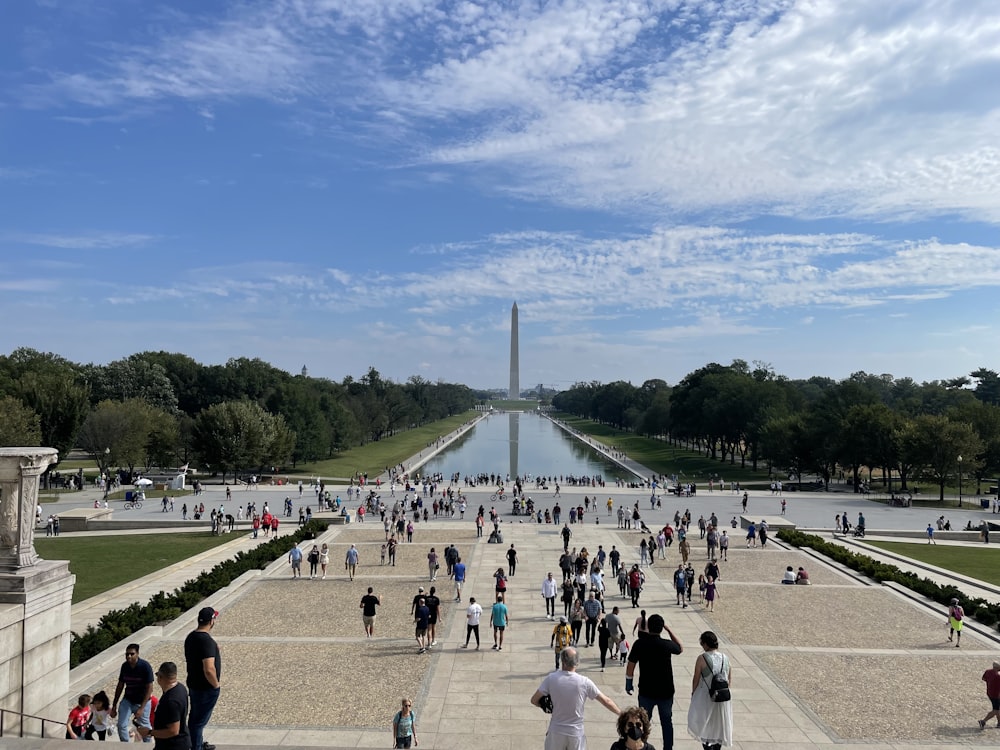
[490,491,506,502]
[123,500,143,510]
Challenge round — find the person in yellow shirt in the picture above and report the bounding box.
[551,615,574,670]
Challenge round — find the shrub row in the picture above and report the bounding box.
[776,529,1000,630]
[70,520,329,667]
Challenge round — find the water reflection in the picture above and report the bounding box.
[420,412,629,480]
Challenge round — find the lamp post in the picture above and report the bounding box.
[958,455,963,507]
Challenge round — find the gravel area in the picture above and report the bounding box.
[306,540,479,577]
[216,579,461,639]
[703,584,987,649]
[756,651,994,741]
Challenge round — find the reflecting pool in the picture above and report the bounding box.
[419,412,631,480]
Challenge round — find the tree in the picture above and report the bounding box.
[86,355,179,413]
[192,401,295,480]
[16,370,90,457]
[76,399,174,474]
[0,395,42,446]
[903,415,982,502]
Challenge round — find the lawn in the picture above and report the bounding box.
[293,411,478,478]
[34,532,234,603]
[553,413,775,486]
[865,540,1000,587]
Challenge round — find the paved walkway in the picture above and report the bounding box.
[18,425,1000,749]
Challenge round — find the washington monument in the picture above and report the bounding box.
[509,302,519,399]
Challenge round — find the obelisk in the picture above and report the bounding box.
[509,302,519,399]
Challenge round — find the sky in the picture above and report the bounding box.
[2,0,1000,393]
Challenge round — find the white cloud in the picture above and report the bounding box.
[3,231,158,249]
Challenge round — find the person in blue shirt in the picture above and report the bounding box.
[453,558,466,602]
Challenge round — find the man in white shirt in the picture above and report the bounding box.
[531,647,621,750]
[542,572,559,619]
[462,597,483,650]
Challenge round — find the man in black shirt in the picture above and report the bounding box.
[185,607,221,750]
[625,614,683,749]
[137,662,189,749]
[110,643,154,741]
[424,586,442,648]
[360,587,381,638]
[506,544,519,576]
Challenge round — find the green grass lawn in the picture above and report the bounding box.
[35,533,234,603]
[293,411,478,478]
[865,540,1000,586]
[553,413,774,485]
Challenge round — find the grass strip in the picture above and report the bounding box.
[293,411,478,478]
[865,540,1000,587]
[553,413,775,486]
[35,532,235,603]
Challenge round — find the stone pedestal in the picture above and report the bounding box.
[0,448,74,736]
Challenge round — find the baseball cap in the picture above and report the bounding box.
[559,615,568,624]
[418,586,425,592]
[197,606,219,624]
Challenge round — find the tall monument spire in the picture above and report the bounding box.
[509,302,519,399]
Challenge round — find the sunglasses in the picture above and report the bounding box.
[625,722,643,729]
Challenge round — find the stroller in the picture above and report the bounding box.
[852,524,866,538]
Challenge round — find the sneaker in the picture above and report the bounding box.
[432,640,437,646]
[461,644,468,648]
[498,646,502,650]
[492,644,498,650]
[203,744,217,750]
[980,720,987,729]
[418,648,426,654]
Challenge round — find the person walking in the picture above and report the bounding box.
[628,565,643,608]
[507,543,519,576]
[926,523,937,544]
[453,557,466,602]
[109,643,155,742]
[287,543,303,579]
[319,543,329,579]
[360,587,381,638]
[626,614,684,750]
[463,597,483,649]
[136,662,190,749]
[414,597,431,654]
[978,660,1000,729]
[345,544,359,581]
[427,547,439,581]
[542,572,559,619]
[551,615,574,670]
[307,544,320,579]
[686,631,733,750]
[531,647,622,750]
[583,592,602,647]
[491,594,509,651]
[185,607,221,750]
[392,697,418,748]
[947,598,965,647]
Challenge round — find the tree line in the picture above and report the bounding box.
[552,361,1000,501]
[0,349,476,479]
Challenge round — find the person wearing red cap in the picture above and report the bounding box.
[185,607,221,750]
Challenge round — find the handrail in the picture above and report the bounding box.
[0,707,65,738]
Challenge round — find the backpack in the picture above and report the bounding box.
[707,654,731,702]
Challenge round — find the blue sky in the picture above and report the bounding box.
[3,0,1000,391]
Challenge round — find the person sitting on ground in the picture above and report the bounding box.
[781,566,796,584]
[794,567,811,585]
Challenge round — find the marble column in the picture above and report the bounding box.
[0,447,59,571]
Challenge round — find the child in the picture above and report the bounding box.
[697,573,707,604]
[381,543,387,566]
[65,694,91,740]
[86,691,110,741]
[619,639,629,665]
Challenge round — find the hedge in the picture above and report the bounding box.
[776,529,1000,631]
[69,520,329,667]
